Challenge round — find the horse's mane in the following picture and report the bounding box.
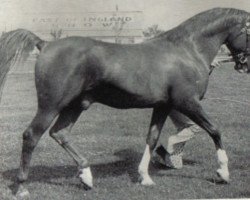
[153,8,250,43]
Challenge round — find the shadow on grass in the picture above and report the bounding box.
[2,148,203,194]
[2,149,139,184]
[161,173,228,185]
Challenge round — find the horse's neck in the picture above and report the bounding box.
[155,14,247,66]
[192,30,228,65]
[191,15,247,64]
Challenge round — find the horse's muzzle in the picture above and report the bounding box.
[234,56,250,73]
[234,63,250,73]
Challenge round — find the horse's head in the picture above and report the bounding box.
[226,21,250,73]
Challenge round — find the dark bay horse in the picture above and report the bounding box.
[0,8,250,198]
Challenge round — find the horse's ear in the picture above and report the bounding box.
[36,41,47,51]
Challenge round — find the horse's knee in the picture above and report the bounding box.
[22,129,33,141]
[22,121,49,150]
[22,129,36,149]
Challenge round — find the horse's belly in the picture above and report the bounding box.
[89,84,160,109]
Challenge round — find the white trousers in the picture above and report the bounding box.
[167,110,200,154]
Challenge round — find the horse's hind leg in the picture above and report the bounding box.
[138,104,170,185]
[49,102,93,188]
[174,98,229,182]
[17,109,57,198]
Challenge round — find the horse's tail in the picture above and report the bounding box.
[0,29,46,102]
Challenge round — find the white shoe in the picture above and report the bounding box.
[164,152,183,169]
[154,145,183,169]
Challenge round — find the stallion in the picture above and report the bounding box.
[0,7,249,198]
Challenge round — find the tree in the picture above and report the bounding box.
[112,15,126,44]
[50,28,63,41]
[143,25,165,39]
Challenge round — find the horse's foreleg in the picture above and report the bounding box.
[17,109,57,199]
[175,98,229,183]
[138,104,170,185]
[49,104,93,189]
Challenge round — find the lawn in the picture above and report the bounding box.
[0,61,249,199]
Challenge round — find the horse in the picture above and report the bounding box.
[0,7,249,198]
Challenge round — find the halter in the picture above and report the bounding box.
[228,21,250,72]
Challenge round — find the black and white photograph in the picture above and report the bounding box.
[0,0,249,199]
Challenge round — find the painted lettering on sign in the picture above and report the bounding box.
[31,14,135,30]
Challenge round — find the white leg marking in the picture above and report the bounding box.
[79,167,93,188]
[138,145,155,185]
[16,185,30,200]
[216,149,230,182]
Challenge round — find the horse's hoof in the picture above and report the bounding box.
[140,176,156,186]
[79,167,93,189]
[16,187,30,200]
[216,168,230,183]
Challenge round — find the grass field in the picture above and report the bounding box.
[0,61,249,199]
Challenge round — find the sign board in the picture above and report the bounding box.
[20,11,143,40]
